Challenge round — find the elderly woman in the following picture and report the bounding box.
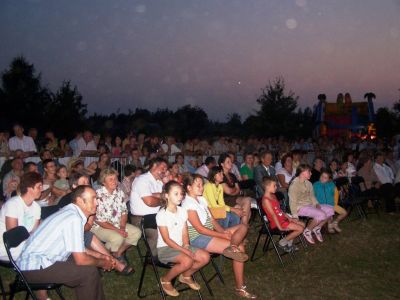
[91,168,141,263]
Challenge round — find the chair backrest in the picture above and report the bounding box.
[3,227,39,300]
[334,177,349,189]
[256,199,271,226]
[3,226,29,251]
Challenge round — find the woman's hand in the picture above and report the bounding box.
[222,230,232,240]
[116,228,128,238]
[231,207,244,217]
[182,248,195,259]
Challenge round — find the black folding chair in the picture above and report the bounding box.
[250,201,294,267]
[3,226,65,300]
[136,219,204,299]
[347,176,370,220]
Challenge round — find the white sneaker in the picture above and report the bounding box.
[327,223,335,234]
[332,222,342,233]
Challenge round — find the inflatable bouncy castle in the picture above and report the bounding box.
[314,93,376,138]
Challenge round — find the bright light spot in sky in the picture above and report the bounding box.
[135,5,146,13]
[238,81,241,85]
[286,18,298,30]
[295,0,307,8]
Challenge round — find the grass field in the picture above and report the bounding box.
[1,212,400,300]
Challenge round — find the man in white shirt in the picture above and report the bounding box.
[8,124,37,158]
[161,136,181,156]
[130,157,168,254]
[195,156,216,179]
[373,152,397,213]
[75,131,97,157]
[75,130,98,167]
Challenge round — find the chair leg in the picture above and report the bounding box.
[299,234,307,249]
[9,281,16,300]
[197,270,213,296]
[0,275,6,300]
[55,287,65,300]
[24,291,30,300]
[270,237,285,267]
[250,232,262,261]
[149,258,166,300]
[137,258,148,298]
[210,257,224,285]
[192,274,203,300]
[263,236,271,253]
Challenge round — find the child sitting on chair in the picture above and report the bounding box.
[156,180,210,297]
[261,176,305,252]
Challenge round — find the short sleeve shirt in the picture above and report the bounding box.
[93,186,128,229]
[0,196,41,259]
[130,172,163,215]
[181,195,213,241]
[156,206,188,248]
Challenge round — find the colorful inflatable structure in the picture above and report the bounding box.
[314,93,376,138]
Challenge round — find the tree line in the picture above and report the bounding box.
[0,56,398,140]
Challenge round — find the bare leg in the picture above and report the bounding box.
[114,242,132,257]
[206,237,245,288]
[163,253,194,282]
[285,223,304,241]
[182,249,210,277]
[225,224,248,247]
[236,197,252,225]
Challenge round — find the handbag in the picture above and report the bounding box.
[208,207,227,219]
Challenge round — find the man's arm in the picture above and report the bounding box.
[72,251,114,271]
[142,194,161,207]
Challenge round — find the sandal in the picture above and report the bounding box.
[223,245,249,262]
[235,285,257,299]
[178,274,201,290]
[160,278,179,297]
[114,255,128,265]
[117,264,134,276]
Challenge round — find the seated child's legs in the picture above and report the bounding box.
[334,204,348,222]
[285,222,304,241]
[298,205,327,222]
[319,204,335,218]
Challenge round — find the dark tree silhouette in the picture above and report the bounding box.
[47,81,87,137]
[0,56,51,128]
[245,77,300,137]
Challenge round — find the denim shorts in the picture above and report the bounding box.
[190,234,213,249]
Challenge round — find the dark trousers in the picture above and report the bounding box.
[131,215,158,256]
[23,260,105,300]
[378,183,396,212]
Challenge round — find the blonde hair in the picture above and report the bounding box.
[99,168,119,185]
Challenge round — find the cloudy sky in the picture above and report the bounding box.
[1,0,400,120]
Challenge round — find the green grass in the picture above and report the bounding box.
[2,213,400,300]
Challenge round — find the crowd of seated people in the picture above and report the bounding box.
[1,124,400,298]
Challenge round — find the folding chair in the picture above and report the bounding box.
[250,201,294,267]
[336,176,368,220]
[136,219,204,299]
[3,226,65,300]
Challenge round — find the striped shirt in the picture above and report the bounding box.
[16,204,86,271]
[181,195,213,241]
